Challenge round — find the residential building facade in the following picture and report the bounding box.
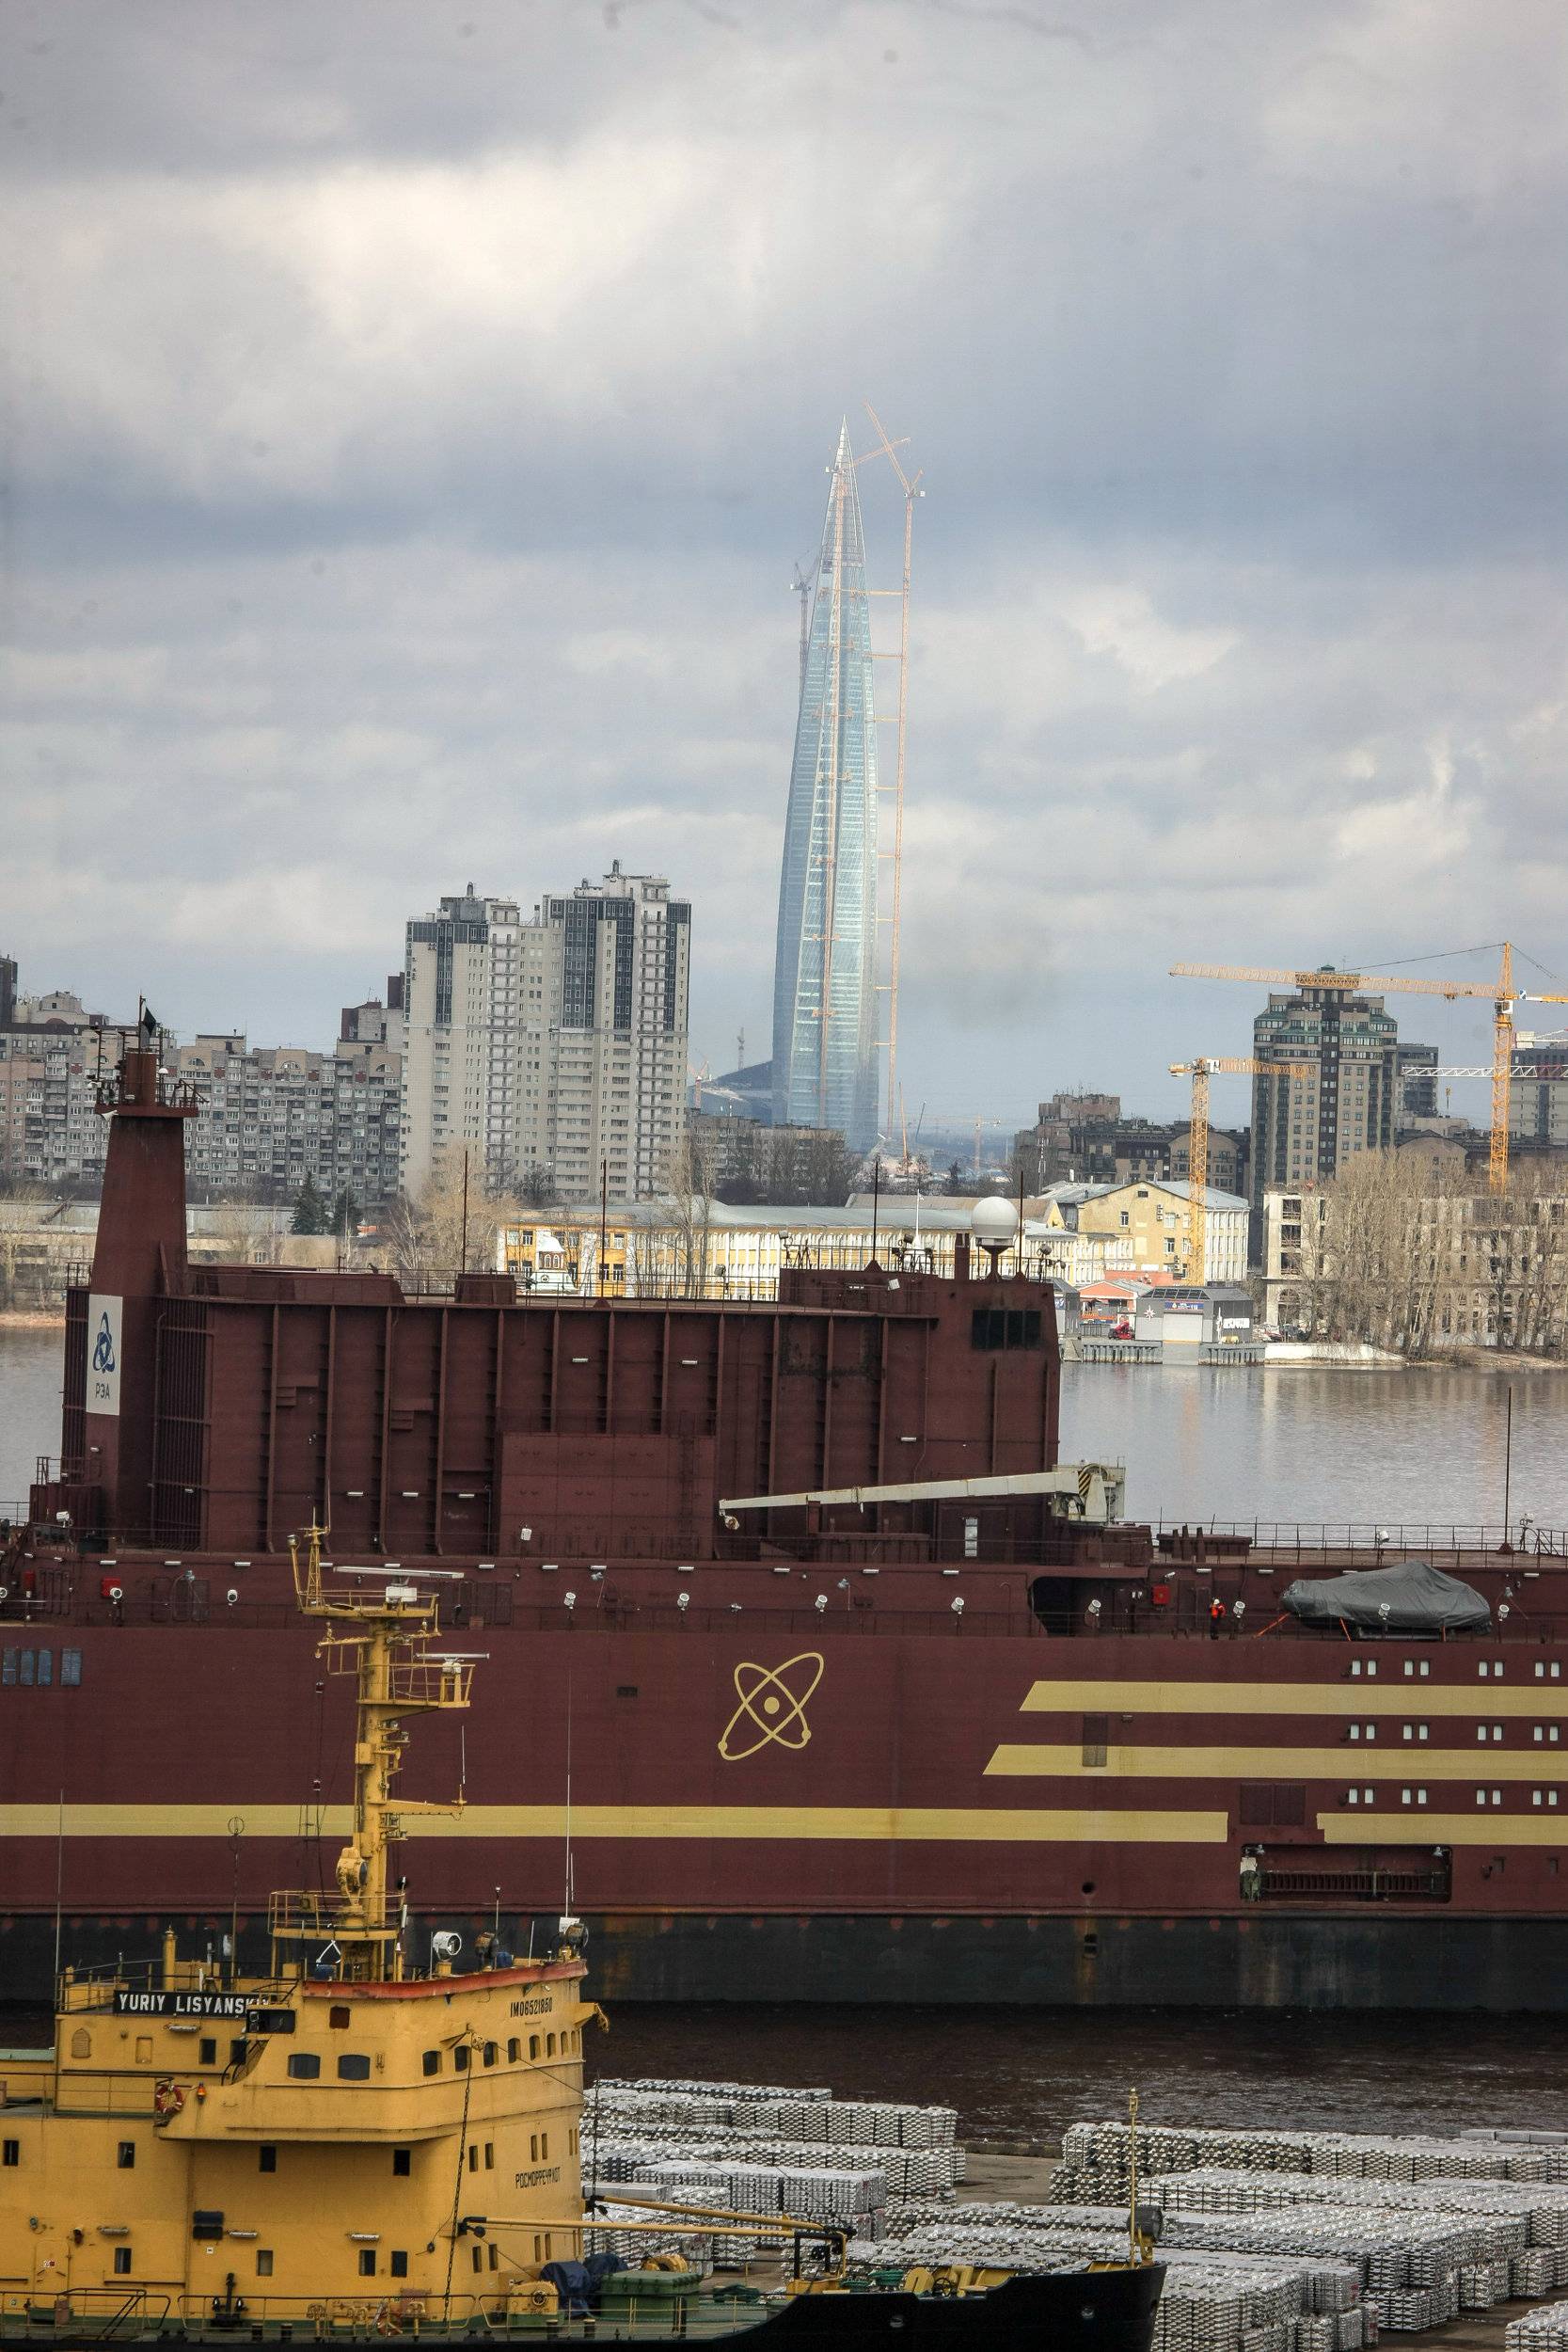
[1250,974,1399,1213]
[170,1036,404,1207]
[1511,1036,1568,1152]
[401,867,690,1206]
[1042,1177,1249,1286]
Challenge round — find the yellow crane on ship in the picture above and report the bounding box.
[1168,1057,1311,1284]
[1172,943,1568,1194]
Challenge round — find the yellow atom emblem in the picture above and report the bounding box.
[718,1652,825,1762]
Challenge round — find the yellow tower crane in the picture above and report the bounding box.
[1172,945,1568,1194]
[1168,1057,1311,1283]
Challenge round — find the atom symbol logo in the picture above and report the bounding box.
[718,1652,825,1762]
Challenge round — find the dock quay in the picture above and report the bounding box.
[587,2081,1568,2352]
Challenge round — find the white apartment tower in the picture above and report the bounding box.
[400,868,689,1204]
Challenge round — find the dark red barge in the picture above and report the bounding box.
[4,1051,1567,2010]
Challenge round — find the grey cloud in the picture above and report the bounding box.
[2,0,1564,1124]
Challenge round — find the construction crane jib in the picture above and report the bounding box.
[1172,946,1568,1195]
[1168,1057,1311,1285]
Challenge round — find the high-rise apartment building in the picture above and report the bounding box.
[1250,973,1399,1211]
[1510,1036,1568,1152]
[1396,1041,1440,1120]
[172,1036,404,1207]
[400,867,689,1205]
[771,423,879,1152]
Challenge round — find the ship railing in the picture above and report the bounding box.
[0,2285,173,2335]
[1153,1519,1568,1565]
[269,1888,404,1938]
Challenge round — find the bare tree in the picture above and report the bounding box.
[657,1125,719,1296]
[387,1152,523,1287]
[0,1185,50,1311]
[209,1197,281,1266]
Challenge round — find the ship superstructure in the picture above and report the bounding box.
[6,1047,1568,2011]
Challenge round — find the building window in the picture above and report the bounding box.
[114,2248,132,2277]
[337,2054,371,2080]
[359,2250,377,2279]
[118,2141,135,2169]
[257,2252,274,2278]
[287,2053,321,2079]
[389,2252,408,2280]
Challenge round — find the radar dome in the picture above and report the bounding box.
[972,1195,1020,1246]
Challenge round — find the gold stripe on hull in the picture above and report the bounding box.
[0,1802,1228,1845]
[1317,1815,1568,1846]
[1020,1679,1568,1721]
[988,1743,1567,1784]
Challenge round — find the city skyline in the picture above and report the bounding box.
[2,2,1562,1128]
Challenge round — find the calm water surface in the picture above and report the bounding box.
[8,1327,1563,1531]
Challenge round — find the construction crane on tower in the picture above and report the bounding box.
[1172,944,1568,1193]
[857,400,924,1138]
[1169,1057,1312,1283]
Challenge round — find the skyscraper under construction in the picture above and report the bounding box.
[771,422,879,1152]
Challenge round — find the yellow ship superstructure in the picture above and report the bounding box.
[0,1528,596,2333]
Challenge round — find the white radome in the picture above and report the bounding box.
[971,1195,1020,1246]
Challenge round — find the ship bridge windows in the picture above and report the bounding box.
[1476,1788,1504,1806]
[1350,1661,1378,1677]
[529,2035,540,2060]
[971,1308,1042,1351]
[287,2053,322,2079]
[1537,1662,1562,1680]
[1532,1791,1560,1808]
[1345,1788,1375,1805]
[1401,1789,1429,1806]
[1477,1724,1505,1742]
[1480,1661,1506,1678]
[483,2042,498,2068]
[1348,1724,1376,1741]
[1402,1724,1430,1741]
[1535,1727,1561,1744]
[422,2051,441,2076]
[508,2039,521,2064]
[337,2054,371,2081]
[453,2045,470,2073]
[1402,1660,1431,1678]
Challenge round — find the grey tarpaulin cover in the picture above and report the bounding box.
[1281,1559,1492,1633]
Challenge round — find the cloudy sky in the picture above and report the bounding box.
[4,0,1565,1135]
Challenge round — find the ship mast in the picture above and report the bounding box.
[270,1524,475,1983]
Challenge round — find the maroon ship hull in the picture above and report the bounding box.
[4,1050,1567,2010]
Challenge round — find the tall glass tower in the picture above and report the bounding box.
[771,422,879,1151]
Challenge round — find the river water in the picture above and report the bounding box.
[5,1325,1565,1531]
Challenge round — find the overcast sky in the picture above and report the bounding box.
[3,0,1564,1135]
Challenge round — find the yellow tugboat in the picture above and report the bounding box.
[0,1530,1164,2349]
